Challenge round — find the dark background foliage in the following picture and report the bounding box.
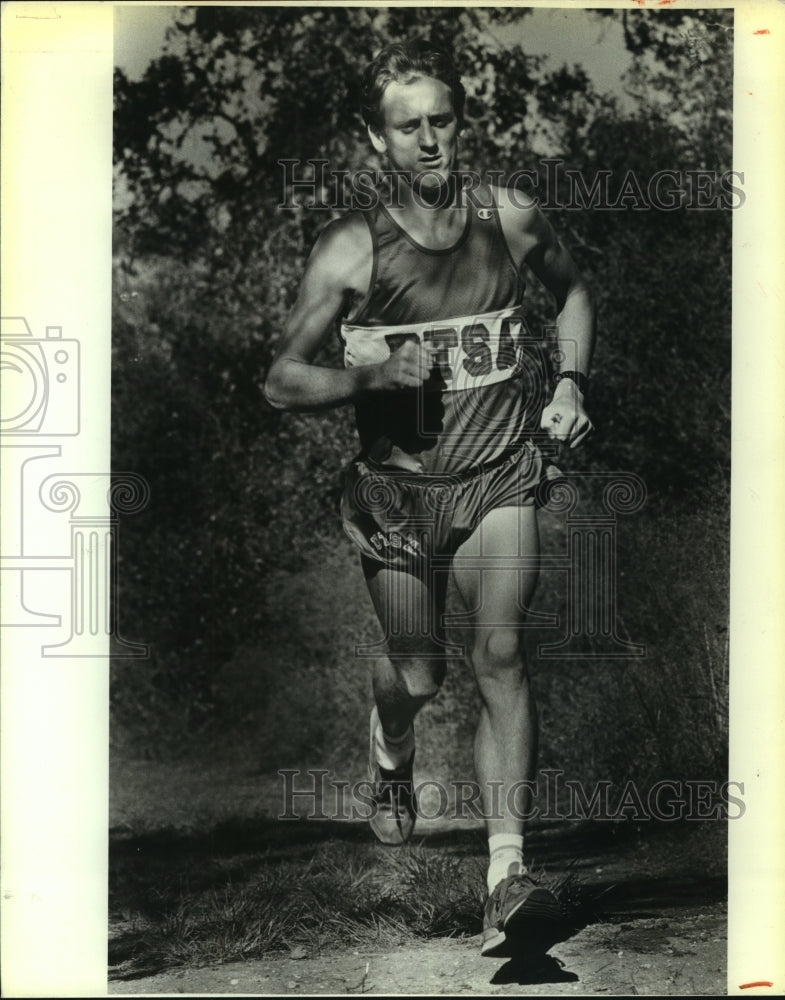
[112,7,731,790]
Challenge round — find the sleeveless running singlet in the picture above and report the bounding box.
[340,184,547,476]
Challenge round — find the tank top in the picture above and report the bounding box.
[340,184,547,475]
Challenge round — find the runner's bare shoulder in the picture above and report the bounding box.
[307,211,373,301]
[492,181,552,262]
[491,181,539,215]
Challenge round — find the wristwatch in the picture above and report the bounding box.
[553,370,588,396]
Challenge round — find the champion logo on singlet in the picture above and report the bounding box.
[341,307,533,393]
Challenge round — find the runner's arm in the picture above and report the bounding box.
[264,222,372,411]
[520,204,596,386]
[497,188,596,447]
[527,212,595,448]
[264,220,429,411]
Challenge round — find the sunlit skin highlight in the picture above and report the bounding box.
[368,76,459,204]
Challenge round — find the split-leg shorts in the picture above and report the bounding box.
[341,440,546,574]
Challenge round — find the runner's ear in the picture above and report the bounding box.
[368,125,387,156]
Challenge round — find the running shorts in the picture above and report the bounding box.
[341,440,546,573]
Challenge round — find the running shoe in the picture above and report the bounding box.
[367,708,417,845]
[481,871,562,958]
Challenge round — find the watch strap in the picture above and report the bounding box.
[553,370,588,395]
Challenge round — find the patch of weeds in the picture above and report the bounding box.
[545,859,612,931]
[379,846,486,937]
[110,839,489,977]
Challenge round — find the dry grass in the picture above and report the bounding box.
[110,840,490,977]
[110,822,610,981]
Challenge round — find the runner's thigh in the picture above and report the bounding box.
[451,505,540,630]
[362,556,449,658]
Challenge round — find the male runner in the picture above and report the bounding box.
[265,39,595,958]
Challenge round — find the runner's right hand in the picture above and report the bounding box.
[374,340,430,390]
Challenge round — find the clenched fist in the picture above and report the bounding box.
[540,377,594,449]
[373,340,431,390]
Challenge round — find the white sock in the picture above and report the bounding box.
[487,833,525,894]
[374,718,414,770]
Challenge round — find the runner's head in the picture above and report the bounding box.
[361,39,465,134]
[361,39,465,197]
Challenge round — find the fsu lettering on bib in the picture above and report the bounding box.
[340,185,548,475]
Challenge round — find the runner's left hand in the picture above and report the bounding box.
[540,379,594,449]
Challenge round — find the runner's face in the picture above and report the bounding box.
[370,76,458,192]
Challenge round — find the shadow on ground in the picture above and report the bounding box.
[492,954,579,986]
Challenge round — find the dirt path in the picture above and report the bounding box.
[110,905,725,995]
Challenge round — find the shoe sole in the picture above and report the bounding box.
[480,888,562,959]
[480,927,507,958]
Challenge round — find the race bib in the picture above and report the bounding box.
[341,307,537,392]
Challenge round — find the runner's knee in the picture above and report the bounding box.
[472,628,525,683]
[398,657,446,701]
